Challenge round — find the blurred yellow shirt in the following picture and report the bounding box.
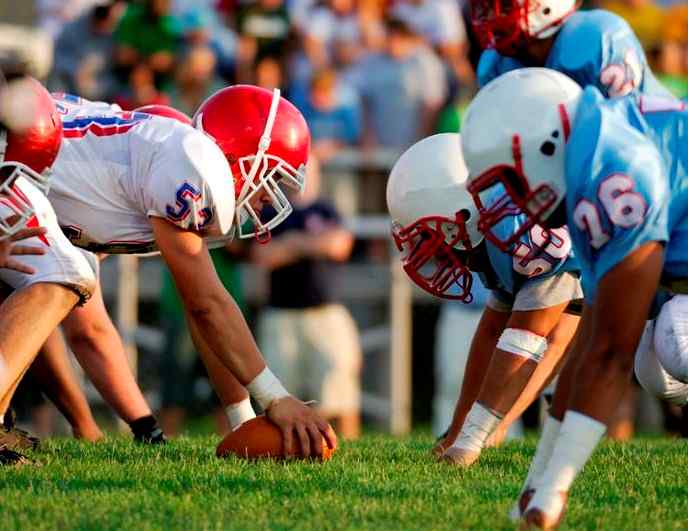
[600,1,666,51]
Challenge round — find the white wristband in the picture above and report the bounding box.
[225,398,257,430]
[452,402,503,453]
[246,367,290,411]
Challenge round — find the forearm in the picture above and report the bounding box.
[184,291,266,385]
[186,313,250,406]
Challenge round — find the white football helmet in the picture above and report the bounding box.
[387,133,484,301]
[462,68,582,254]
[471,0,577,54]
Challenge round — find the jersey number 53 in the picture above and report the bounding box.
[572,174,646,250]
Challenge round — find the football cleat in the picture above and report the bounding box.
[1,409,40,451]
[0,445,32,466]
[509,487,536,522]
[520,491,568,530]
[439,446,481,467]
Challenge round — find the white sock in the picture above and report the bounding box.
[527,410,606,517]
[225,398,256,430]
[525,415,562,490]
[508,415,561,522]
[451,402,502,453]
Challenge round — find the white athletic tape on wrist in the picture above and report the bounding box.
[497,328,548,363]
[528,411,606,517]
[451,402,502,453]
[225,397,257,430]
[246,367,290,411]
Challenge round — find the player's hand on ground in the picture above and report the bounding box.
[0,227,47,274]
[266,396,338,458]
[440,446,481,467]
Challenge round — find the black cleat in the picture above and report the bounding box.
[1,410,40,451]
[0,445,32,466]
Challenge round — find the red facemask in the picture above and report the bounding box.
[466,135,558,254]
[391,212,475,302]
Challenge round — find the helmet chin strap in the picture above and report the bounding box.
[237,88,281,205]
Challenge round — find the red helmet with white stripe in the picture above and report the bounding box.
[462,68,582,253]
[193,85,310,241]
[0,77,63,194]
[134,104,192,125]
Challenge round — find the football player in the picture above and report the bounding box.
[31,86,336,457]
[0,77,100,464]
[462,67,688,529]
[472,0,671,100]
[387,133,581,466]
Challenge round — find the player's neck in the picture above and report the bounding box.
[517,37,555,67]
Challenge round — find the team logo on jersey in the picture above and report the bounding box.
[600,50,642,98]
[166,182,214,230]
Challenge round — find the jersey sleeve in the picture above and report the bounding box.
[144,129,235,235]
[476,50,524,89]
[567,130,669,301]
[551,10,663,98]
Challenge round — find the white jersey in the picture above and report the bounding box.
[48,94,236,254]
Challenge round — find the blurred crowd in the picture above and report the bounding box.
[3,0,686,156]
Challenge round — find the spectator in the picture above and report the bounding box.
[298,69,362,161]
[254,56,286,91]
[168,46,224,116]
[114,0,182,88]
[302,0,365,71]
[114,62,171,110]
[391,0,474,85]
[235,0,292,81]
[36,0,102,38]
[251,158,362,439]
[659,3,688,99]
[49,1,125,101]
[350,17,447,150]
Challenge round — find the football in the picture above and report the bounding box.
[216,415,335,461]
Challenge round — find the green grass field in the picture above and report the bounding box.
[1,433,687,530]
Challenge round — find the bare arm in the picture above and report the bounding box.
[152,218,337,455]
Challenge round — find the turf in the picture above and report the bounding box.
[1,434,686,530]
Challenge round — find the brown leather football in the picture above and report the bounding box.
[216,415,335,461]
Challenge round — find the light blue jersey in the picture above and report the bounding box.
[478,217,579,296]
[566,87,688,299]
[478,10,671,99]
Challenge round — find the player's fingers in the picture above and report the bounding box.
[296,423,311,458]
[317,421,337,450]
[281,425,295,457]
[4,258,35,274]
[10,227,46,242]
[306,422,324,457]
[9,244,45,256]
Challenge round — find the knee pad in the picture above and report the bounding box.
[654,295,688,383]
[497,328,548,362]
[635,320,688,406]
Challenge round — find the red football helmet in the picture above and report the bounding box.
[193,85,310,242]
[471,0,577,55]
[134,104,192,125]
[0,77,63,194]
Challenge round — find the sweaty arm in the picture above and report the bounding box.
[152,217,337,455]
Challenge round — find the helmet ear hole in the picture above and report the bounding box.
[457,208,471,222]
[543,7,551,15]
[540,140,556,157]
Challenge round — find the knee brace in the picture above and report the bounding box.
[497,328,548,363]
